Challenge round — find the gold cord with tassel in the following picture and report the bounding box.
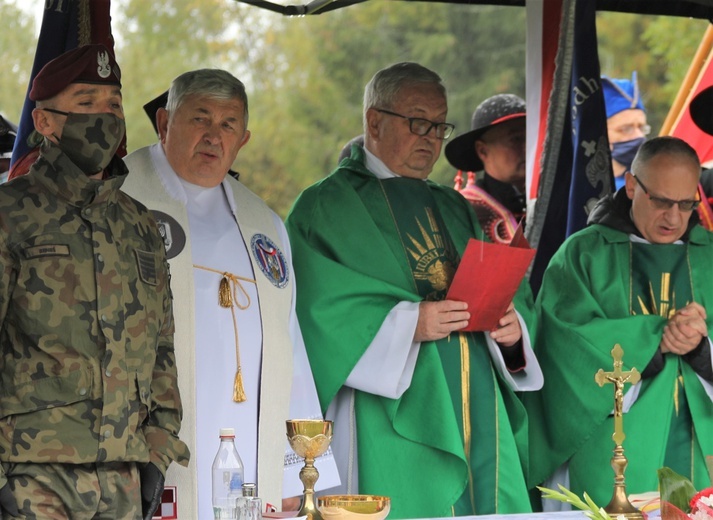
[229,288,246,402]
[195,265,256,402]
[233,361,247,402]
[220,276,233,307]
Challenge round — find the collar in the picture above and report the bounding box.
[31,141,126,208]
[479,171,525,214]
[363,146,427,181]
[149,142,238,215]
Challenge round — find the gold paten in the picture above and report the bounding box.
[317,495,390,520]
[594,344,643,520]
[286,420,334,520]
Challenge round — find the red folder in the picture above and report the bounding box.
[445,225,535,331]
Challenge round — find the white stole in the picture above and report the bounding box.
[123,145,294,517]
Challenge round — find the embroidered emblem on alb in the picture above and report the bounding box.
[251,234,289,288]
[97,50,111,79]
[151,210,186,260]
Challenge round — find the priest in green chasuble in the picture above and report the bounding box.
[530,136,713,510]
[285,62,543,519]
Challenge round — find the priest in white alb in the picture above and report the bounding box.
[122,68,339,519]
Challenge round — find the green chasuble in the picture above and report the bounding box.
[286,147,536,518]
[529,223,713,507]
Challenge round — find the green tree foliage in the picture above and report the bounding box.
[119,0,261,152]
[239,3,527,213]
[0,2,36,124]
[597,12,709,133]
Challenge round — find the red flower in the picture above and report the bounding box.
[690,487,713,517]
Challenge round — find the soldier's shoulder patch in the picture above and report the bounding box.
[250,233,289,288]
[134,249,158,286]
[150,210,186,260]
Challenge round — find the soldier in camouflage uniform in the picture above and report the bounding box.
[0,45,189,520]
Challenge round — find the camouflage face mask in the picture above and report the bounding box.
[44,109,125,175]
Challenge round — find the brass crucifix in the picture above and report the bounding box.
[594,344,644,520]
[595,344,641,445]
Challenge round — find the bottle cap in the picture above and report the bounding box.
[242,483,257,497]
[219,427,235,438]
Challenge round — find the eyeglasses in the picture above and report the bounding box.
[634,175,700,212]
[614,123,651,138]
[375,108,455,140]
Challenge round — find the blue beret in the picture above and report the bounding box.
[601,72,645,119]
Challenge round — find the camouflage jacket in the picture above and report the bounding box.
[0,142,189,487]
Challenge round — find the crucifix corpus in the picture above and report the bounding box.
[593,343,644,520]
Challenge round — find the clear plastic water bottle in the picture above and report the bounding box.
[212,428,245,519]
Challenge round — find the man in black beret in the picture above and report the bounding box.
[445,94,526,243]
[0,44,189,520]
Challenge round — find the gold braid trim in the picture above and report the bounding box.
[78,0,92,46]
[194,264,257,402]
[459,332,476,513]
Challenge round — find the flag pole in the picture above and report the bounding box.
[9,0,116,180]
[661,24,713,232]
[659,25,713,136]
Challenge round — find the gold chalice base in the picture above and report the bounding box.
[317,495,390,520]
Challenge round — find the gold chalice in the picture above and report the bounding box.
[317,495,391,520]
[286,419,333,520]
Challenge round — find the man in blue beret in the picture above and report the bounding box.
[602,72,651,190]
[0,44,189,519]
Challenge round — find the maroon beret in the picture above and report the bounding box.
[29,44,122,102]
